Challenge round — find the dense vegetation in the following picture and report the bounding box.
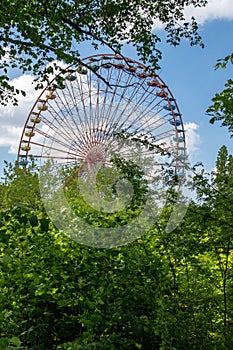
[1,145,233,350]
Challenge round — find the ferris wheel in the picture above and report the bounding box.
[17,54,187,183]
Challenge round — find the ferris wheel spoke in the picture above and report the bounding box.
[96,68,113,136]
[99,68,134,139]
[134,112,172,136]
[91,60,114,133]
[97,64,132,137]
[29,140,83,159]
[109,79,146,128]
[107,82,158,138]
[33,154,81,161]
[51,91,88,140]
[86,70,96,135]
[33,126,87,157]
[46,98,92,153]
[45,100,81,140]
[122,95,168,134]
[65,78,91,134]
[53,78,92,148]
[34,115,80,150]
[75,76,92,138]
[58,83,87,132]
[78,76,104,147]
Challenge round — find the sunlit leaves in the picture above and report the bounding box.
[207,79,233,136]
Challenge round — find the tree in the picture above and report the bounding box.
[207,54,233,135]
[191,146,233,347]
[207,78,233,136]
[0,159,41,210]
[0,0,207,105]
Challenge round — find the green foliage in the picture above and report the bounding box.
[1,149,233,349]
[0,0,206,105]
[207,79,233,136]
[0,159,41,210]
[0,336,22,350]
[215,53,233,70]
[207,50,233,136]
[191,146,233,348]
[64,157,148,228]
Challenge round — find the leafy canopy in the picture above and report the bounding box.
[207,78,233,136]
[207,53,233,136]
[0,0,207,105]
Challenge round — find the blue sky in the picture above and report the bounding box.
[158,18,233,169]
[0,0,233,180]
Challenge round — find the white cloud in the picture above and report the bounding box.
[184,122,202,161]
[153,0,233,31]
[0,61,67,157]
[0,74,39,155]
[152,19,165,30]
[0,125,23,154]
[184,0,233,24]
